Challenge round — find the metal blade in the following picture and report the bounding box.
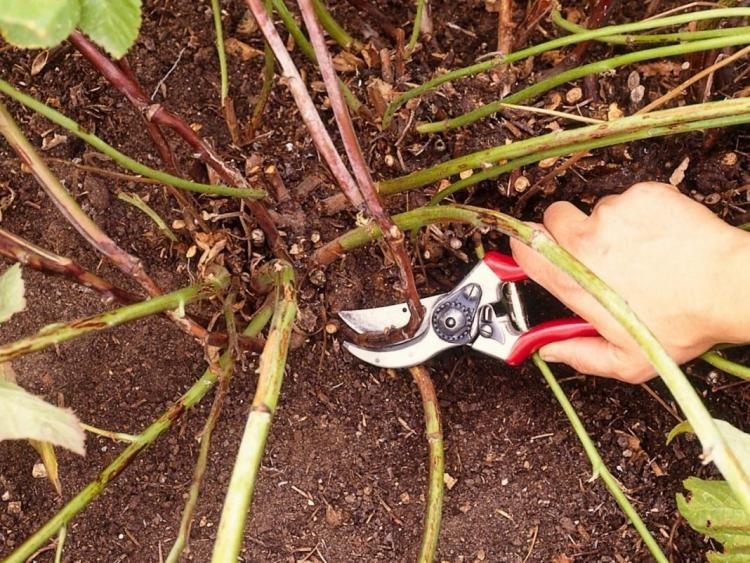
[342,328,454,369]
[338,294,444,334]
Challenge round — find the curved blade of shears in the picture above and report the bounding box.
[338,294,444,334]
[343,327,460,368]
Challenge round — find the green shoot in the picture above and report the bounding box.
[209,0,229,105]
[117,192,178,243]
[0,80,265,198]
[383,7,750,127]
[211,261,296,562]
[3,299,274,563]
[311,0,359,50]
[418,34,750,133]
[534,356,667,562]
[406,0,427,54]
[380,98,750,195]
[409,365,445,562]
[0,273,228,364]
[702,351,750,381]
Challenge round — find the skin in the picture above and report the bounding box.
[511,181,750,383]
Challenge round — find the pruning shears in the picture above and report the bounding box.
[339,251,599,368]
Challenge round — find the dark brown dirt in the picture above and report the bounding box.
[1,1,750,562]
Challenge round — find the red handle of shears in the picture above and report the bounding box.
[482,251,600,365]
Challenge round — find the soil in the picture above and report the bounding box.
[1,1,750,562]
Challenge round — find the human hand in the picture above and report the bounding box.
[510,182,750,383]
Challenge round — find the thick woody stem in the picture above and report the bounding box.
[297,0,425,337]
[0,101,162,297]
[497,0,513,55]
[115,57,179,175]
[0,226,137,304]
[68,31,284,257]
[0,227,263,352]
[246,0,364,208]
[115,57,207,232]
[409,365,444,562]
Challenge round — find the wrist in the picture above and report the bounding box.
[712,227,750,344]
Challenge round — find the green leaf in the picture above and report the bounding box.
[678,477,750,561]
[667,420,693,445]
[78,0,142,59]
[0,263,26,324]
[0,378,85,455]
[0,0,80,49]
[668,418,750,467]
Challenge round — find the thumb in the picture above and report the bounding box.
[539,337,653,383]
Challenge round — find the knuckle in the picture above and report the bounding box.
[555,270,583,295]
[610,346,654,383]
[627,181,673,199]
[542,201,569,227]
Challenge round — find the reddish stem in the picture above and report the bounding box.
[297,0,424,337]
[0,227,263,352]
[115,58,208,233]
[68,31,283,257]
[245,0,364,208]
[0,227,138,304]
[115,57,180,175]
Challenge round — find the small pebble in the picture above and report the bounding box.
[325,322,339,335]
[627,70,641,90]
[309,269,326,287]
[449,238,462,250]
[251,228,265,245]
[310,231,321,244]
[7,501,21,514]
[630,85,645,104]
[514,176,530,193]
[704,193,721,205]
[32,462,47,479]
[538,157,558,169]
[289,243,302,256]
[607,103,624,121]
[722,152,738,166]
[565,87,582,104]
[443,473,457,490]
[384,154,396,167]
[186,245,197,258]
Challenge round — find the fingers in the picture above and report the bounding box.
[511,202,587,284]
[510,203,598,319]
[539,337,656,383]
[542,201,588,248]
